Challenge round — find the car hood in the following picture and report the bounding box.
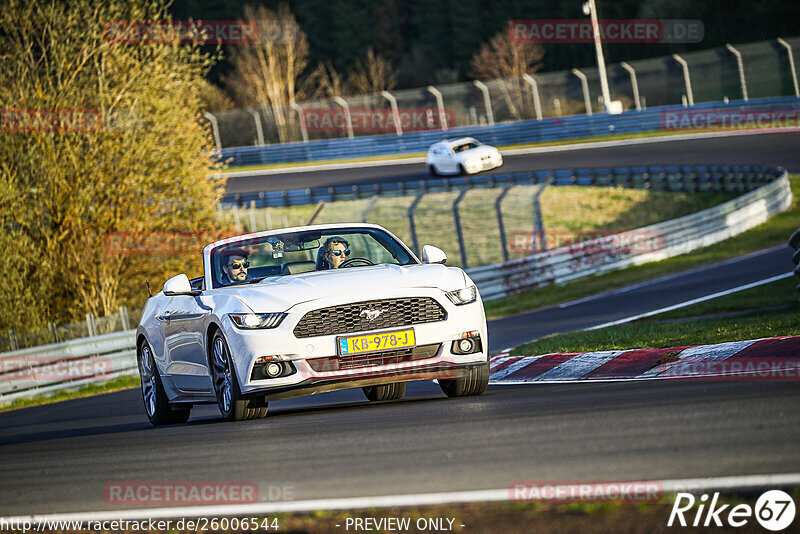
[229,263,467,312]
[456,145,498,160]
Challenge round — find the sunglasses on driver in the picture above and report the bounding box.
[229,260,250,270]
[329,249,350,257]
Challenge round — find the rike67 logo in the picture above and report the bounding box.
[668,490,796,531]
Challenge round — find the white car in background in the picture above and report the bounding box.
[426,137,503,176]
[136,223,489,424]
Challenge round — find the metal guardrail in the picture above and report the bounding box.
[0,166,789,404]
[789,225,800,293]
[223,163,782,207]
[468,169,791,300]
[217,95,800,168]
[0,330,137,405]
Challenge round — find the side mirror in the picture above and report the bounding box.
[422,245,447,264]
[163,274,201,296]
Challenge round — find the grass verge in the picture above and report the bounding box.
[485,174,799,319]
[512,274,799,356]
[0,374,139,413]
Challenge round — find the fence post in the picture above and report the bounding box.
[381,91,403,136]
[246,107,265,145]
[533,182,549,252]
[672,54,694,106]
[495,186,513,263]
[725,44,749,101]
[473,80,494,125]
[452,188,471,268]
[9,329,18,351]
[232,204,242,231]
[49,322,59,344]
[361,196,379,222]
[306,201,326,225]
[620,62,641,111]
[120,306,130,330]
[86,313,96,337]
[332,96,354,138]
[203,112,221,150]
[426,86,449,131]
[571,68,592,116]
[249,201,258,231]
[522,74,543,120]
[290,101,309,142]
[407,192,426,257]
[776,38,800,98]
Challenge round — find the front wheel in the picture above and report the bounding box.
[211,331,269,422]
[139,340,191,426]
[438,361,489,398]
[428,164,438,177]
[362,382,407,402]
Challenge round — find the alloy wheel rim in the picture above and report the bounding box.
[140,345,156,417]
[212,337,232,414]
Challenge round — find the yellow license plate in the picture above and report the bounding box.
[338,329,416,356]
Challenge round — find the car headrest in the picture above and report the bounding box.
[279,261,317,275]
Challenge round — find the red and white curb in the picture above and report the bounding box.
[489,336,800,384]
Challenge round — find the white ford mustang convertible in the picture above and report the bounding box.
[136,223,489,424]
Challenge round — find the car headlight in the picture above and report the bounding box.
[229,313,286,329]
[446,286,477,305]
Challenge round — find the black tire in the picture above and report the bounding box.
[210,330,269,422]
[138,340,191,426]
[458,163,466,176]
[428,164,438,177]
[438,360,490,398]
[362,382,407,402]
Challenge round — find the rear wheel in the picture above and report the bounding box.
[139,340,191,426]
[438,360,489,398]
[362,382,407,402]
[211,331,269,422]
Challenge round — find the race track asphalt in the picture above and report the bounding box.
[222,130,800,195]
[1,132,798,517]
[0,246,796,517]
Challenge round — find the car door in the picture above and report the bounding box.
[158,295,212,392]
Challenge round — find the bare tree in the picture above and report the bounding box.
[470,29,545,120]
[224,4,309,142]
[0,0,225,328]
[348,48,397,95]
[304,60,347,99]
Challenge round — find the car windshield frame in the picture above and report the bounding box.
[208,226,418,289]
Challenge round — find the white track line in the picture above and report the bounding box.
[218,128,800,178]
[5,473,800,522]
[585,272,793,331]
[557,244,789,309]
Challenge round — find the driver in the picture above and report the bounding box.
[320,236,350,269]
[221,249,250,283]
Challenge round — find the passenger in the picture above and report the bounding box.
[317,236,350,269]
[221,249,250,283]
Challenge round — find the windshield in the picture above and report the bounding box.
[452,141,480,153]
[210,227,416,288]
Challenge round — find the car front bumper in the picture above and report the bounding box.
[223,287,488,400]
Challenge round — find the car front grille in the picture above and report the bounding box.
[293,297,446,338]
[306,343,441,372]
